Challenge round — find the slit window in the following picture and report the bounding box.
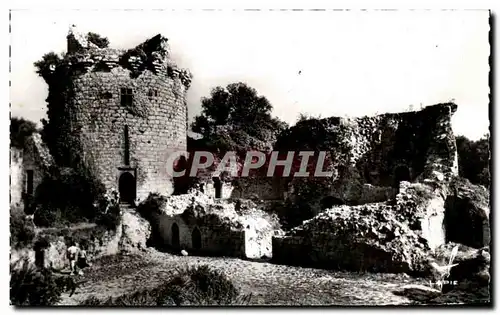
[120,88,133,106]
[100,91,113,99]
[124,125,130,166]
[147,89,159,100]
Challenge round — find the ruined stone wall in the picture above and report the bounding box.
[145,193,279,258]
[156,214,245,257]
[10,148,23,206]
[22,148,44,197]
[10,210,152,270]
[272,180,449,273]
[231,177,281,200]
[274,103,459,212]
[21,134,55,202]
[45,33,192,201]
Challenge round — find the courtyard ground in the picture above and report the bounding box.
[58,249,435,306]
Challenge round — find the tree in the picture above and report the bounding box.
[191,82,288,153]
[456,134,490,187]
[33,52,63,84]
[87,32,109,48]
[10,117,38,149]
[296,112,322,123]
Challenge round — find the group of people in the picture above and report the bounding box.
[66,241,90,275]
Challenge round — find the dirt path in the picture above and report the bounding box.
[59,250,425,306]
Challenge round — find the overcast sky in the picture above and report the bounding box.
[10,9,490,140]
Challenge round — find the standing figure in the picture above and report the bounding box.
[66,241,79,275]
[77,244,90,272]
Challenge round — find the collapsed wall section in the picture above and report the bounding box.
[142,194,279,259]
[272,181,449,273]
[274,103,459,214]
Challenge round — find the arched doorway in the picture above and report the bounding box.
[213,177,222,198]
[119,172,136,204]
[171,223,180,249]
[192,227,202,250]
[394,165,411,187]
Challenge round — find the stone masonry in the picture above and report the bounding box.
[43,29,192,201]
[274,103,459,214]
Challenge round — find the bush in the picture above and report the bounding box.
[10,259,69,306]
[10,209,36,249]
[80,265,251,306]
[32,170,121,232]
[137,193,166,221]
[86,32,109,48]
[33,171,105,227]
[95,202,121,232]
[456,135,490,187]
[10,117,38,150]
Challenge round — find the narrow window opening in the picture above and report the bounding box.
[171,223,180,249]
[192,227,202,250]
[213,177,222,198]
[124,125,130,166]
[100,91,113,99]
[147,89,158,100]
[121,88,133,106]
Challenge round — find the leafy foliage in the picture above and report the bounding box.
[10,117,38,150]
[10,207,36,249]
[136,193,166,222]
[456,135,490,187]
[10,259,73,306]
[80,265,250,306]
[86,32,109,48]
[34,51,77,167]
[33,52,63,83]
[296,112,322,123]
[32,170,119,231]
[191,82,288,154]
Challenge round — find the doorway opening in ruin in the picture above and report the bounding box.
[213,177,222,198]
[119,172,136,204]
[34,249,44,269]
[192,227,202,250]
[444,195,488,248]
[34,240,46,269]
[394,165,411,187]
[171,223,180,249]
[26,170,34,197]
[320,196,345,210]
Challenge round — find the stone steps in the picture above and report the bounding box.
[119,203,136,212]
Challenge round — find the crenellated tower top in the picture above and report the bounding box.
[61,26,192,88]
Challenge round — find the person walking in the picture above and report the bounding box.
[66,241,79,275]
[77,244,90,271]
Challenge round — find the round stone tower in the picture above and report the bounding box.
[46,28,192,202]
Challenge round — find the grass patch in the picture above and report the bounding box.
[80,265,251,306]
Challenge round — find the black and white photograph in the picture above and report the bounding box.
[7,7,492,307]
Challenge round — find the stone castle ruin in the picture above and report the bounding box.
[274,103,459,212]
[11,30,489,275]
[39,28,192,202]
